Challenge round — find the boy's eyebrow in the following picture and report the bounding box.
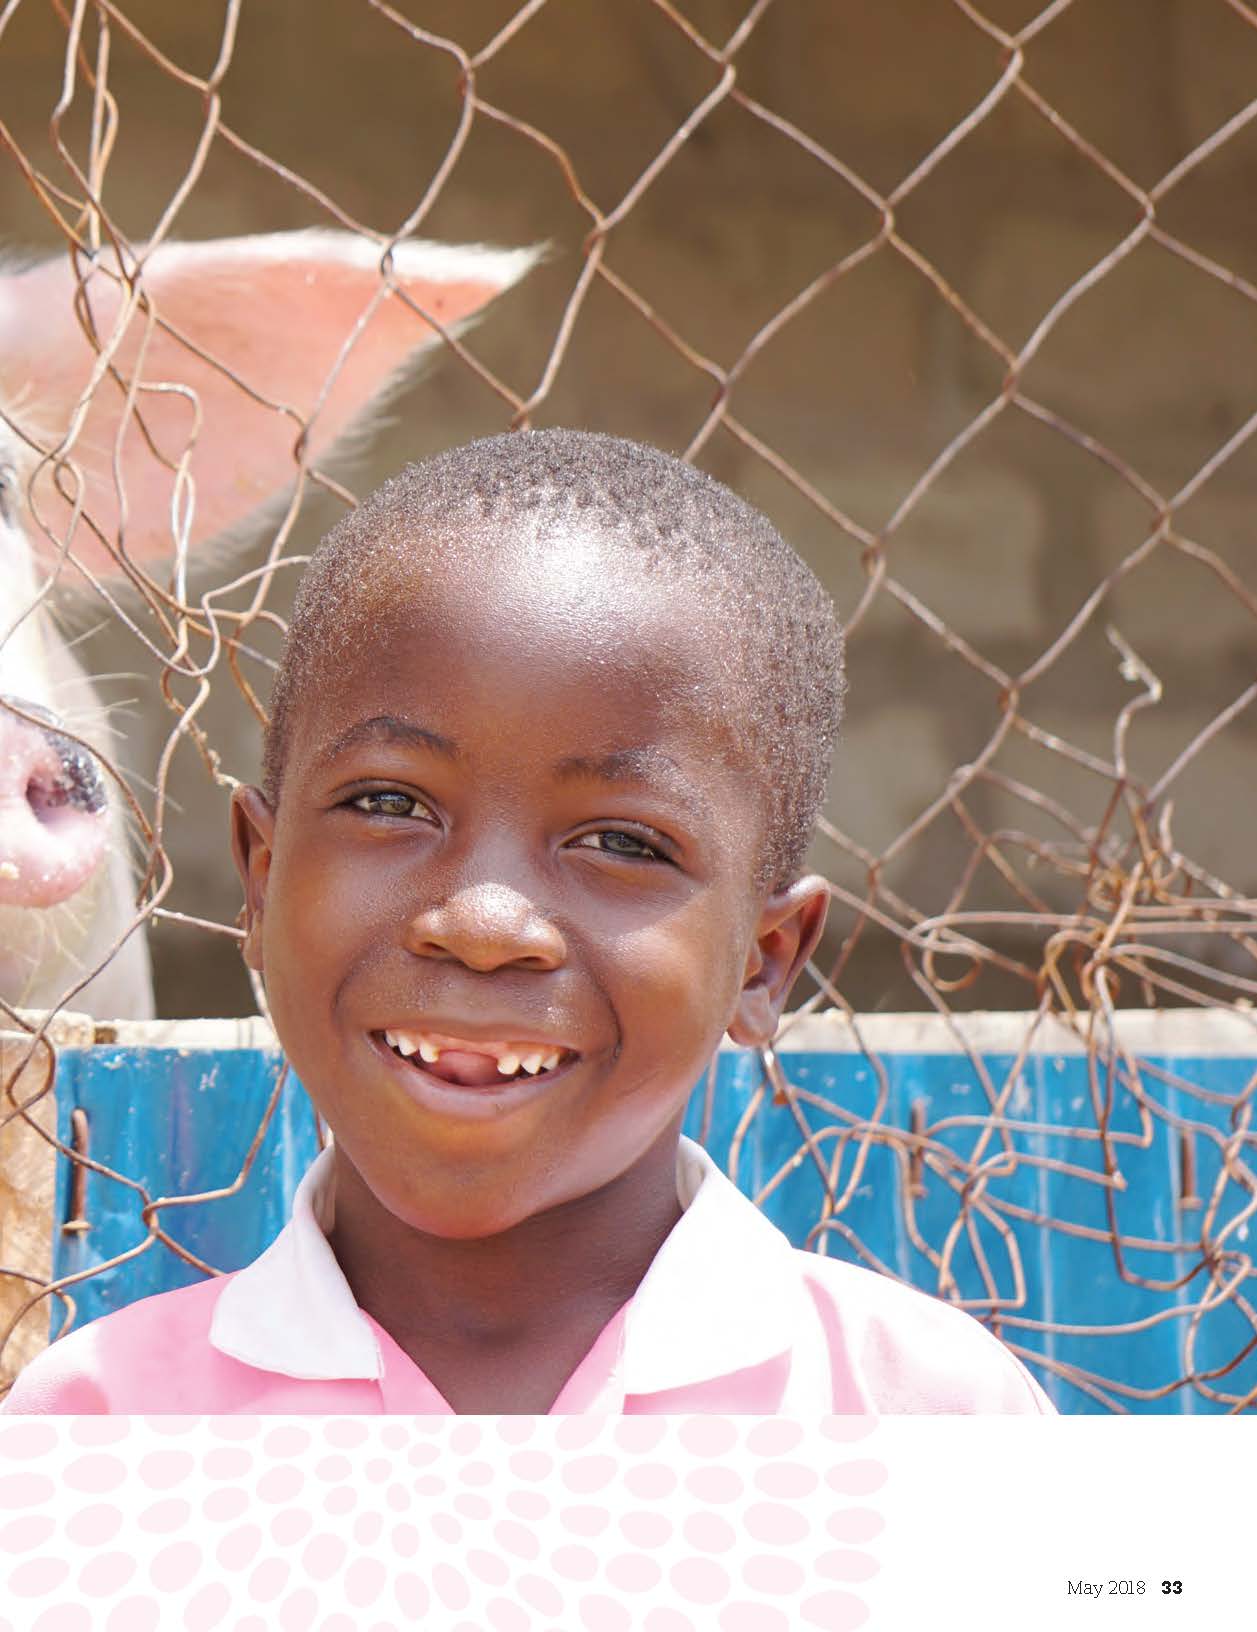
[315,721,711,819]
[314,714,459,767]
[553,746,712,819]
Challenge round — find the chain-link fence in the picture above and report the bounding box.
[1,0,1255,1409]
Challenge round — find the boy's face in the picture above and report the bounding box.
[232,525,828,1239]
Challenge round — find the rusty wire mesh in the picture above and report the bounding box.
[1,0,1256,1411]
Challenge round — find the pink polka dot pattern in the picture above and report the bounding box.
[646,1609,697,1632]
[803,1588,868,1628]
[579,1592,631,1631]
[136,1498,189,1534]
[682,1511,735,1554]
[0,1517,55,1553]
[825,1458,888,1498]
[0,1416,882,1629]
[550,1544,599,1581]
[678,1417,738,1458]
[669,1556,730,1604]
[0,1426,56,1458]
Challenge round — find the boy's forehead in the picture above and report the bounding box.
[400,513,646,588]
[294,523,750,765]
[363,517,727,663]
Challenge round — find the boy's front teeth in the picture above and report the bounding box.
[382,1029,562,1075]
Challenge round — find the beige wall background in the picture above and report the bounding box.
[1,0,1253,1017]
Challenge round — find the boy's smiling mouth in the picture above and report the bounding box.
[376,1026,577,1088]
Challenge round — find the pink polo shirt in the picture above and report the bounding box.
[3,1137,1054,1414]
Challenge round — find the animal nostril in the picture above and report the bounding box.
[2,696,107,817]
[27,775,72,819]
[30,743,106,817]
[51,738,107,814]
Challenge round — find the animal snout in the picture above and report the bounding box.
[0,696,108,907]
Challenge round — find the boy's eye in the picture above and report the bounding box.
[349,790,433,820]
[571,829,667,861]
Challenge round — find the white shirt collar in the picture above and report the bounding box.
[209,1135,814,1396]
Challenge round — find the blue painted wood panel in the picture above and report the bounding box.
[45,1038,1257,1413]
[52,1045,319,1320]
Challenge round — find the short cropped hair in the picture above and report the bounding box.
[263,429,845,893]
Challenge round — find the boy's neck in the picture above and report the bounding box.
[324,1132,685,1404]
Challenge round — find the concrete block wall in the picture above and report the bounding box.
[0,0,1251,1015]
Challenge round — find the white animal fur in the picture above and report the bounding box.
[0,231,538,1019]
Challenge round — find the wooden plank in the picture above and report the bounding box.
[0,1015,91,1388]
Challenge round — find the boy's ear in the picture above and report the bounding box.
[230,786,277,974]
[727,874,830,1048]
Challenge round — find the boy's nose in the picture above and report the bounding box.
[402,881,566,972]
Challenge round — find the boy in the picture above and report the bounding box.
[3,430,1053,1413]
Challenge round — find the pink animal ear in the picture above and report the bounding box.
[0,230,538,578]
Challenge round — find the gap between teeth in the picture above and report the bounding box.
[383,1031,561,1075]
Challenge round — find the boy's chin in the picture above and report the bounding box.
[336,1146,544,1236]
[380,1187,552,1243]
[368,1157,639,1243]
